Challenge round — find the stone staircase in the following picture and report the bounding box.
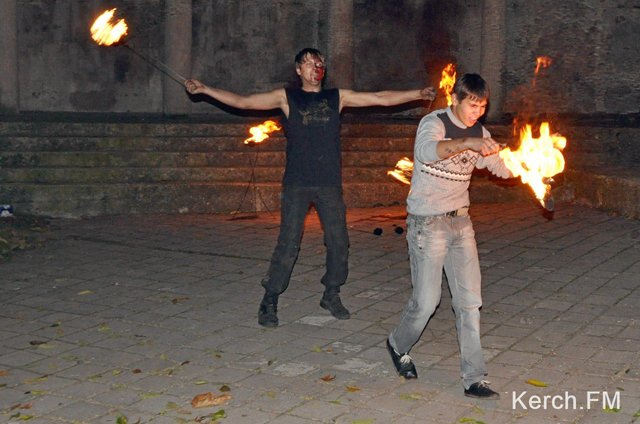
[0,115,637,219]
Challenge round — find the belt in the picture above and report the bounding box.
[443,206,469,217]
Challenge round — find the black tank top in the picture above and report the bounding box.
[282,88,341,187]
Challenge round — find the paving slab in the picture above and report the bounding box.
[1,202,639,424]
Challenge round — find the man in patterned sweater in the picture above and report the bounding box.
[386,73,514,400]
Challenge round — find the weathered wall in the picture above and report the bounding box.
[1,0,638,118]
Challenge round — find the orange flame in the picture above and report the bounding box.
[244,120,281,144]
[535,56,552,75]
[499,122,567,206]
[387,157,414,185]
[439,63,457,106]
[90,9,128,46]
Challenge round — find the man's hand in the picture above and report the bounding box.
[466,137,502,156]
[420,87,437,101]
[185,79,206,95]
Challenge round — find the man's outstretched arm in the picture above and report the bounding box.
[339,87,436,111]
[185,79,288,115]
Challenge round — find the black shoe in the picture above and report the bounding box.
[464,381,500,400]
[386,338,417,379]
[258,301,278,328]
[320,294,351,319]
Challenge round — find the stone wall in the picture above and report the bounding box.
[1,0,638,119]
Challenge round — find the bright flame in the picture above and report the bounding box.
[91,9,128,46]
[535,56,552,75]
[439,63,457,106]
[499,122,567,206]
[244,120,281,144]
[387,157,414,185]
[533,56,552,86]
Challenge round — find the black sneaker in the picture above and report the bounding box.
[258,301,278,328]
[386,338,417,379]
[320,294,351,320]
[464,380,500,399]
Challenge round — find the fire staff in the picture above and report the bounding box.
[185,48,436,328]
[386,73,514,400]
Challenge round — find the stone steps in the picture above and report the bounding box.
[1,116,638,218]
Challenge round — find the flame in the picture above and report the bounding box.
[244,120,281,144]
[534,56,552,75]
[499,122,567,206]
[533,56,552,87]
[387,157,414,185]
[439,63,457,106]
[91,9,128,46]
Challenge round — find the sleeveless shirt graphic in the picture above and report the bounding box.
[282,88,341,187]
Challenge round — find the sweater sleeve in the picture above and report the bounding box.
[414,112,446,164]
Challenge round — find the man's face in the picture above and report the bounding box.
[451,94,487,127]
[296,54,326,86]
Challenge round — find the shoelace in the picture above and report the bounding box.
[399,353,413,365]
[476,380,492,388]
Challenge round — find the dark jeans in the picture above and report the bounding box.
[261,185,349,297]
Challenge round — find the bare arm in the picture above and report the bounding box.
[339,87,436,111]
[436,137,501,159]
[185,79,288,115]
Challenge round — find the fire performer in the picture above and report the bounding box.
[386,73,514,399]
[185,48,436,328]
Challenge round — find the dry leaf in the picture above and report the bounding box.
[0,370,8,377]
[172,296,190,304]
[132,368,142,374]
[526,378,548,387]
[346,385,361,392]
[320,374,336,382]
[190,392,232,408]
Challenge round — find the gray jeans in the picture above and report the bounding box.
[389,213,487,389]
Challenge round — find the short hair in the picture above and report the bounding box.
[294,48,325,66]
[453,73,490,102]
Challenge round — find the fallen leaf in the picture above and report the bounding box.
[77,290,93,295]
[171,296,190,304]
[219,384,231,392]
[399,392,423,401]
[351,419,374,424]
[190,392,232,408]
[0,369,8,376]
[459,418,486,424]
[320,374,336,382]
[116,416,128,424]
[526,378,548,387]
[312,345,323,353]
[132,368,142,374]
[346,385,361,392]
[604,407,620,413]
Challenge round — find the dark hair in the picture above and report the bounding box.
[453,73,489,101]
[294,48,324,66]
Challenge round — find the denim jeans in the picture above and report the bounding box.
[261,185,349,296]
[389,213,487,389]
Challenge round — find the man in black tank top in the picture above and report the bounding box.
[185,48,436,328]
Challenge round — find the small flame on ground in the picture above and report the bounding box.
[499,122,566,207]
[91,9,128,46]
[439,63,457,106]
[244,120,281,144]
[387,157,414,185]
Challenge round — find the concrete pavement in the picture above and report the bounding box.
[1,202,639,424]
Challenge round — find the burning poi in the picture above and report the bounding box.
[388,63,457,184]
[244,120,282,144]
[90,9,186,84]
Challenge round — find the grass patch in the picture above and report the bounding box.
[0,215,51,261]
